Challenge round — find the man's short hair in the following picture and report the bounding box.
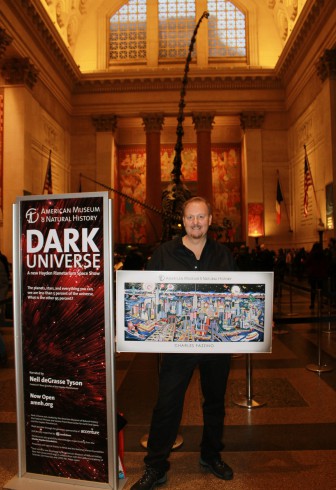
[182,197,212,216]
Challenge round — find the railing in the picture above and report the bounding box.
[234,280,335,410]
[274,282,334,373]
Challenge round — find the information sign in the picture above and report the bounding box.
[9,192,117,489]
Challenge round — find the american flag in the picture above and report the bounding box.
[43,150,53,194]
[303,149,312,217]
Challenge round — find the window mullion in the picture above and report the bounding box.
[147,0,159,66]
[196,0,209,67]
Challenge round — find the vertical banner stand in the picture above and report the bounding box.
[5,192,124,490]
[306,290,333,373]
[233,354,266,409]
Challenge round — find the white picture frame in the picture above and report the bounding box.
[116,270,274,354]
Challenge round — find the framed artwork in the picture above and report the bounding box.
[116,270,273,354]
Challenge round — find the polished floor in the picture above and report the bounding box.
[1,281,336,489]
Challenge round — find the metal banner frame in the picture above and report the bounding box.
[5,192,122,490]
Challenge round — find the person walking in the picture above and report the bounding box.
[131,196,237,490]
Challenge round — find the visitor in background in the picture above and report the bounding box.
[305,242,329,310]
[327,239,336,293]
[274,248,286,298]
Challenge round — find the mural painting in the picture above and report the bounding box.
[212,145,241,242]
[161,145,198,182]
[118,147,147,243]
[117,144,242,244]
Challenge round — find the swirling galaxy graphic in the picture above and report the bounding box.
[19,196,110,482]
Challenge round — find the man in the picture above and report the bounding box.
[131,196,237,490]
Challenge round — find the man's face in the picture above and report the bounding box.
[182,201,212,240]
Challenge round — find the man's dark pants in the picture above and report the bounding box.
[144,352,231,473]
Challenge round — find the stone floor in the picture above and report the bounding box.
[1,282,336,489]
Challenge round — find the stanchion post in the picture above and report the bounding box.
[285,282,299,318]
[306,289,333,373]
[233,354,266,409]
[323,277,335,334]
[289,283,293,314]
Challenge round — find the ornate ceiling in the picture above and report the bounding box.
[0,0,334,109]
[39,0,308,70]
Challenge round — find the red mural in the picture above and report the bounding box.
[248,203,264,237]
[212,145,241,242]
[161,145,197,182]
[117,144,242,244]
[118,147,147,243]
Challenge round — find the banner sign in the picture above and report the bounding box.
[13,192,115,487]
[116,270,273,354]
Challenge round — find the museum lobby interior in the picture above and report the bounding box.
[0,0,336,489]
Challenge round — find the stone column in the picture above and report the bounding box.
[142,113,164,243]
[2,57,39,260]
[240,111,265,245]
[317,48,336,235]
[91,114,119,240]
[192,112,215,207]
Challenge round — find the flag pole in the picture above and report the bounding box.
[303,145,324,227]
[42,149,52,194]
[276,170,292,232]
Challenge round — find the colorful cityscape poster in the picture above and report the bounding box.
[116,270,273,354]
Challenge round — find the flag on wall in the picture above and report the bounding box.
[43,150,53,194]
[303,148,312,216]
[276,177,283,224]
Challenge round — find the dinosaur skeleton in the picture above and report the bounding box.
[81,12,211,242]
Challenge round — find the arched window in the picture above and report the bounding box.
[158,0,196,60]
[109,0,246,64]
[109,0,147,62]
[207,1,246,58]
